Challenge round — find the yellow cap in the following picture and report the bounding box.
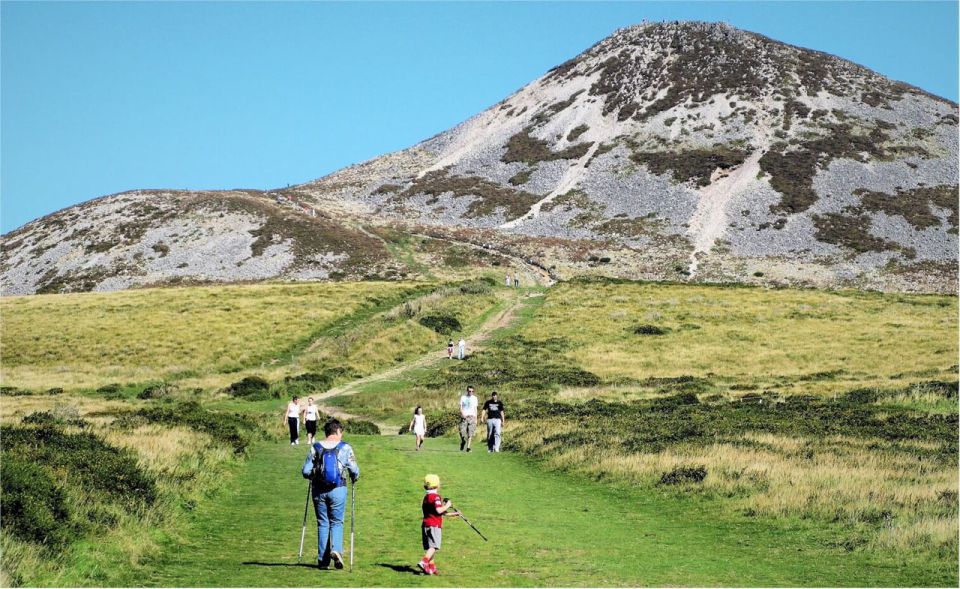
[424,474,440,489]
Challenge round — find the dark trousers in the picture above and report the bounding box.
[288,417,299,443]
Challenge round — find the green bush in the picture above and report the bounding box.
[2,425,157,507]
[21,410,87,429]
[0,454,73,547]
[632,324,671,335]
[343,419,381,436]
[419,314,462,335]
[136,401,259,454]
[659,466,707,485]
[225,376,273,399]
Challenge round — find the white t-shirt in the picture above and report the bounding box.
[287,402,300,418]
[305,404,319,421]
[459,394,478,418]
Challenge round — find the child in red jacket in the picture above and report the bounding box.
[418,473,458,575]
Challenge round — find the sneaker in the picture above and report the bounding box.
[417,560,430,575]
[290,442,295,446]
[330,551,344,569]
[295,440,300,445]
[466,447,472,453]
[428,562,439,575]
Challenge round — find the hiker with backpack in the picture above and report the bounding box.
[301,419,360,570]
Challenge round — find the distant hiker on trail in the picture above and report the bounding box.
[513,273,520,288]
[284,396,301,445]
[457,337,466,360]
[481,391,506,453]
[409,406,427,451]
[417,474,459,576]
[505,272,511,287]
[302,419,360,570]
[304,397,320,445]
[458,386,478,452]
[447,339,454,360]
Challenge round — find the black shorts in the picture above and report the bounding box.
[306,420,317,436]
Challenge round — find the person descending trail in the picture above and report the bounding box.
[417,474,459,576]
[514,273,520,288]
[481,391,506,453]
[458,386,478,452]
[284,396,302,445]
[447,339,454,360]
[457,338,467,360]
[409,406,427,451]
[301,419,360,570]
[505,272,511,287]
[304,397,320,445]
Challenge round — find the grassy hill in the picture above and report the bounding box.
[1,279,956,586]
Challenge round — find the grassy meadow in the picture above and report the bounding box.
[0,282,420,391]
[1,278,957,586]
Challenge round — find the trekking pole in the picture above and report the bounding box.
[451,505,488,541]
[297,480,312,563]
[349,480,356,572]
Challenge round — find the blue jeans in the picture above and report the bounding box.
[313,484,347,564]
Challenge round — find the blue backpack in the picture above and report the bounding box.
[313,442,345,487]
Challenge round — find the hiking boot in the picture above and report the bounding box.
[417,560,430,575]
[330,551,344,569]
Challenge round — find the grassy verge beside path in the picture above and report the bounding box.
[142,435,948,587]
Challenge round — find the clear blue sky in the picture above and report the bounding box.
[2,1,957,233]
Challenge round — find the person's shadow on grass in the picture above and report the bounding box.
[376,562,422,575]
[241,561,318,569]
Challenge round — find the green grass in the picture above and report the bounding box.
[136,435,953,587]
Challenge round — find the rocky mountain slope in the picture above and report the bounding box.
[3,21,957,295]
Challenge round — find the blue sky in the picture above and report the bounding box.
[2,1,957,233]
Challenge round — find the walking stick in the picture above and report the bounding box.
[450,504,488,541]
[297,480,312,563]
[349,480,356,572]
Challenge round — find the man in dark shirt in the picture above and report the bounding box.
[481,391,506,453]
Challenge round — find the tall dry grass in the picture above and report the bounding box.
[509,423,958,553]
[0,281,414,391]
[521,282,957,396]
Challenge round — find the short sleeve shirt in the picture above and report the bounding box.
[422,491,444,527]
[482,399,504,419]
[459,394,478,418]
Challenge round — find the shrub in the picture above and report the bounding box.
[419,314,462,335]
[0,454,73,547]
[225,376,272,399]
[2,425,157,507]
[136,401,259,454]
[21,410,87,429]
[424,412,461,437]
[632,324,671,336]
[343,419,380,436]
[659,466,707,485]
[137,382,176,400]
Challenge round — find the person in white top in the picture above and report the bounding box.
[409,405,428,451]
[304,397,320,445]
[457,338,467,360]
[458,386,478,452]
[283,396,302,445]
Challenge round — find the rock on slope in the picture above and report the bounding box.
[3,21,957,294]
